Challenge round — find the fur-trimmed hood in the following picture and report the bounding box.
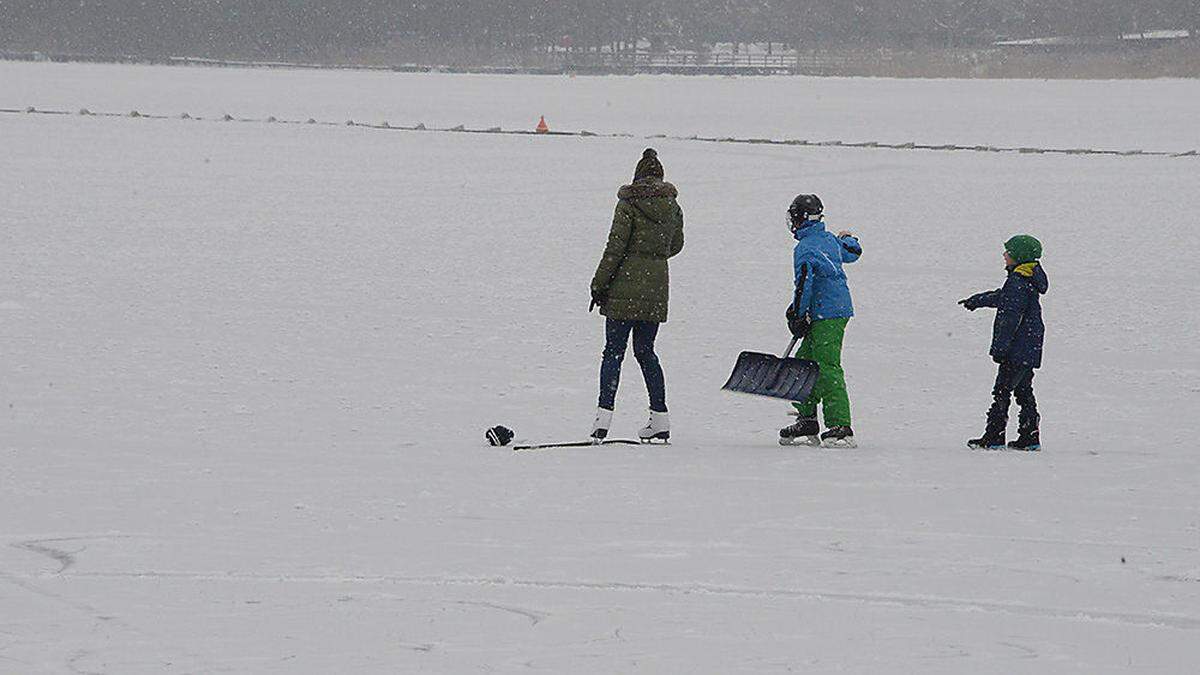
[618,178,678,202]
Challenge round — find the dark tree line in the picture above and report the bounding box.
[1,1,1196,59]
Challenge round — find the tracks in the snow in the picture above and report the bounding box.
[12,537,89,573]
[48,568,1200,631]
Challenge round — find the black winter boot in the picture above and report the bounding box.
[1008,429,1041,451]
[968,431,1006,450]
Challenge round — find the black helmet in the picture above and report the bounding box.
[789,194,823,228]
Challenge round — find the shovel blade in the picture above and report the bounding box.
[722,351,820,402]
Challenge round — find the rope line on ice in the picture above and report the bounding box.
[4,106,1197,159]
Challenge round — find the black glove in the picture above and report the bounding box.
[959,297,980,311]
[786,304,811,339]
[590,289,607,313]
[485,425,515,447]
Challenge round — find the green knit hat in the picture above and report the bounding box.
[1005,235,1043,264]
[634,148,664,181]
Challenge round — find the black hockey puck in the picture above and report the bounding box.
[486,425,515,447]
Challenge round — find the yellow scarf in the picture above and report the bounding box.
[1014,262,1039,278]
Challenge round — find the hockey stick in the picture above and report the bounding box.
[514,439,644,452]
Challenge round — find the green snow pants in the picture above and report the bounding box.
[792,317,852,427]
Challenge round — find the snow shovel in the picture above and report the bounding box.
[722,337,819,402]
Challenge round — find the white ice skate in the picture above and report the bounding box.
[638,411,670,444]
[591,407,614,443]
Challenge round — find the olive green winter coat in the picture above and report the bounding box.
[590,178,685,323]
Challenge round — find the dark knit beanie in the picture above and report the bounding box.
[1005,235,1043,264]
[634,148,664,181]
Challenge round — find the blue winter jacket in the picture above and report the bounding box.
[792,220,861,321]
[965,263,1049,369]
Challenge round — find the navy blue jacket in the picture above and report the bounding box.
[964,263,1049,369]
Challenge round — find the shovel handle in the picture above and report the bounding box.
[784,337,800,358]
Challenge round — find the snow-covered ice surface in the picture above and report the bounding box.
[2,64,1200,673]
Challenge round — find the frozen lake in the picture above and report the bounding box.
[6,60,1200,151]
[2,63,1199,673]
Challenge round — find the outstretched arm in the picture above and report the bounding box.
[960,288,1003,311]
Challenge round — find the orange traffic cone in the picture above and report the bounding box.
[535,116,549,134]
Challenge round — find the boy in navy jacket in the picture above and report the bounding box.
[960,235,1048,450]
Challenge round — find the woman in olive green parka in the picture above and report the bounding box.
[589,148,684,443]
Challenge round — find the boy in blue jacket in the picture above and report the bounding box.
[960,235,1048,451]
[779,194,862,448]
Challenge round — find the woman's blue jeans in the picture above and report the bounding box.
[599,319,666,413]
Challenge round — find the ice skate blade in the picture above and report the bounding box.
[821,438,857,449]
[967,442,1006,451]
[779,436,821,447]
